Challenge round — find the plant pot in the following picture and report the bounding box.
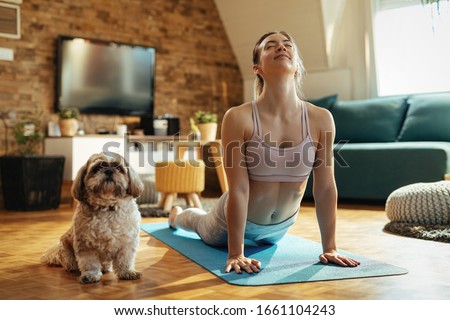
[0,155,65,211]
[59,118,78,137]
[197,123,217,141]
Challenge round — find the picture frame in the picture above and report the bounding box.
[0,2,21,39]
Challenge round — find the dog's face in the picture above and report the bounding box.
[72,153,144,205]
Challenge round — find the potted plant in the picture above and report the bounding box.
[192,110,218,141]
[12,115,44,155]
[0,114,65,211]
[58,107,80,137]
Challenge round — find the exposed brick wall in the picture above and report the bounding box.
[0,0,243,154]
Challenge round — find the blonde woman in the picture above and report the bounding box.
[170,31,360,274]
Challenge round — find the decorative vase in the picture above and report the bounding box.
[59,118,78,137]
[197,123,217,141]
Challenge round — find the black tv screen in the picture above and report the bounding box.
[55,36,155,116]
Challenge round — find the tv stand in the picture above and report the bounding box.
[44,135,126,180]
[44,135,183,180]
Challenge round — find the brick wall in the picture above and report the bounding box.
[0,0,243,154]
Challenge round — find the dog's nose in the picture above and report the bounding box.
[104,168,113,177]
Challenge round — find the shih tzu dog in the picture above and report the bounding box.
[42,152,144,284]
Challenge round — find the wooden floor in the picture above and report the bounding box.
[0,199,449,300]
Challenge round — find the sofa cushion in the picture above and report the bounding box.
[398,92,450,142]
[304,141,450,201]
[332,97,408,143]
[307,94,337,110]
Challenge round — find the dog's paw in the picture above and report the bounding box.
[79,271,102,284]
[118,271,142,280]
[101,263,112,274]
[63,261,80,273]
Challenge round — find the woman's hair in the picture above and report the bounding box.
[252,31,305,99]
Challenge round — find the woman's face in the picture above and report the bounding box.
[254,33,298,76]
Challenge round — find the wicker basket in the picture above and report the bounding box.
[0,156,65,211]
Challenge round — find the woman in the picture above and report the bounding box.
[169,31,360,274]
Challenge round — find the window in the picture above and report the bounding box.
[0,2,20,39]
[372,0,450,96]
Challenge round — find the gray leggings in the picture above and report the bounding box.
[173,191,297,246]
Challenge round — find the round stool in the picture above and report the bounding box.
[155,160,205,211]
[386,181,450,225]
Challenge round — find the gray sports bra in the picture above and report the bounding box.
[245,101,316,182]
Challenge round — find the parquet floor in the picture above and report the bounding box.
[0,199,449,300]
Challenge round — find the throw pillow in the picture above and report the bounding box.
[332,96,408,143]
[398,92,450,142]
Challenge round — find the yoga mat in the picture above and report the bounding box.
[141,222,408,286]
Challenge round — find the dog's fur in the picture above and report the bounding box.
[41,152,144,284]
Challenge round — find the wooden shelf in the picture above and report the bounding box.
[126,135,187,143]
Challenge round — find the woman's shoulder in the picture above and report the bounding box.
[225,101,253,114]
[304,100,332,116]
[304,101,333,122]
[304,100,335,133]
[222,102,254,139]
[223,102,253,124]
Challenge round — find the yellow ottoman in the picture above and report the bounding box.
[155,160,205,211]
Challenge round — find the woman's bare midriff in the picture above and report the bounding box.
[246,179,308,225]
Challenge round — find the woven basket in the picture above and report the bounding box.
[154,160,205,193]
[386,181,450,225]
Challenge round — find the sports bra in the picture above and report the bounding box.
[245,100,316,182]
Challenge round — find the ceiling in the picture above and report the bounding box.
[213,0,363,101]
[213,0,330,80]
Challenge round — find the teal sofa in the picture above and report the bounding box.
[305,92,450,202]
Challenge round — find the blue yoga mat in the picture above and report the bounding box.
[141,222,407,286]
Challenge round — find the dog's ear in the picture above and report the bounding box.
[71,163,88,202]
[126,163,144,198]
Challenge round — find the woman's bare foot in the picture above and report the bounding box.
[169,206,182,229]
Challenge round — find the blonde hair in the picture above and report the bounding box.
[252,31,305,100]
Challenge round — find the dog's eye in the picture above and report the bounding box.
[100,161,109,168]
[92,165,102,173]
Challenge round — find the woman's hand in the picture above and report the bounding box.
[319,250,360,267]
[225,254,261,274]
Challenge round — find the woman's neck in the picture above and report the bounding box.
[257,76,299,113]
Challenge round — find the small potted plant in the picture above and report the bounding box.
[192,110,218,141]
[0,114,65,211]
[12,115,44,155]
[58,107,80,137]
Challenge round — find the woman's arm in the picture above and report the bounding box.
[312,108,359,267]
[221,106,261,274]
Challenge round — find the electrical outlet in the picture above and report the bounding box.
[0,48,14,61]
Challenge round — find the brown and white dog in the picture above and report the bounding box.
[41,152,144,284]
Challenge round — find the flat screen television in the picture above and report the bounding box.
[55,35,155,116]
